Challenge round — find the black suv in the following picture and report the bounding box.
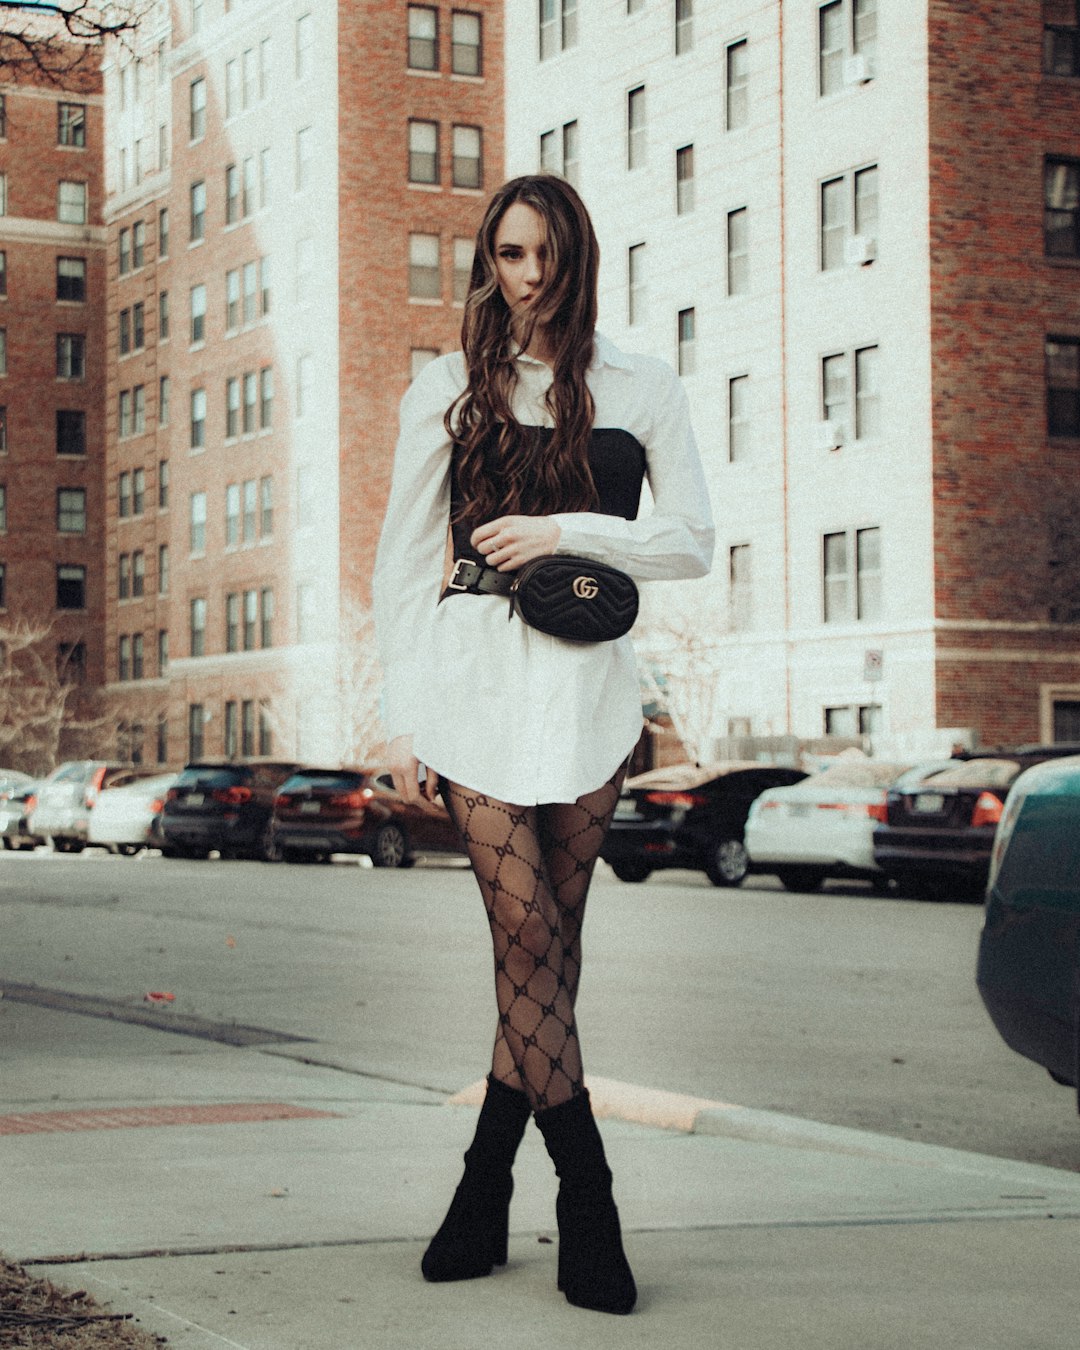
[160,761,299,861]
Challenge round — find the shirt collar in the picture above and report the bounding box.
[511,332,634,373]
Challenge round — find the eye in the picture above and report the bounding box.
[498,246,522,260]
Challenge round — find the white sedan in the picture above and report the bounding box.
[87,772,178,855]
[744,758,951,893]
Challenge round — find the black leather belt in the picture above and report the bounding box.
[445,557,515,597]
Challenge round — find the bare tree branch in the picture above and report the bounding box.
[0,2,146,83]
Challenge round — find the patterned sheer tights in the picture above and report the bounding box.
[441,768,626,1113]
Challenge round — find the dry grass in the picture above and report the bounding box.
[0,1258,164,1348]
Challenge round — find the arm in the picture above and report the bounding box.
[549,359,714,581]
[372,357,459,790]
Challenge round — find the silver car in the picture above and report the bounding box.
[30,761,149,853]
[87,772,178,855]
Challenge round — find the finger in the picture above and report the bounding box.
[423,770,440,802]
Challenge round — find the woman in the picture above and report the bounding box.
[373,175,713,1315]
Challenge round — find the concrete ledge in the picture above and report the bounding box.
[447,1075,735,1133]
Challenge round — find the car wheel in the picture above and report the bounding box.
[372,823,408,868]
[0,837,10,851]
[52,838,84,854]
[610,860,652,883]
[117,844,141,857]
[775,866,826,893]
[705,837,749,887]
[869,873,893,895]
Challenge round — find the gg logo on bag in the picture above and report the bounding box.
[573,575,599,600]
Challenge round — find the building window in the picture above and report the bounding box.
[242,155,256,216]
[225,163,240,224]
[57,180,87,224]
[190,284,206,344]
[728,374,750,462]
[57,256,86,302]
[118,227,130,275]
[452,124,482,188]
[259,701,273,756]
[260,366,273,427]
[159,207,169,258]
[296,126,313,189]
[118,635,131,681]
[675,0,693,54]
[242,478,257,543]
[627,85,645,169]
[824,704,881,737]
[729,543,752,630]
[260,475,273,535]
[538,120,579,184]
[242,700,256,757]
[1047,336,1080,436]
[726,39,749,129]
[188,703,204,760]
[118,553,130,600]
[132,220,145,268]
[224,700,238,757]
[243,372,258,433]
[727,208,749,296]
[225,483,240,546]
[243,261,259,324]
[119,309,131,356]
[0,250,5,296]
[1044,0,1080,75]
[189,77,206,140]
[295,12,314,78]
[408,119,439,184]
[132,465,144,513]
[118,470,131,517]
[677,308,696,376]
[819,0,876,96]
[453,237,473,303]
[260,256,271,315]
[158,543,169,594]
[821,164,878,270]
[131,633,144,681]
[539,0,577,59]
[451,10,482,74]
[158,458,169,509]
[190,490,207,553]
[821,345,879,444]
[225,269,240,329]
[190,598,206,657]
[56,564,86,610]
[628,242,645,325]
[156,290,169,341]
[190,387,206,449]
[57,333,85,379]
[57,640,86,682]
[190,180,206,242]
[56,410,85,456]
[225,591,240,651]
[0,484,5,530]
[157,634,169,682]
[158,375,170,427]
[226,377,240,438]
[1045,157,1080,256]
[676,144,694,215]
[132,548,145,596]
[57,487,86,533]
[243,587,258,648]
[261,588,274,648]
[823,526,881,623]
[408,4,438,69]
[409,232,441,299]
[0,406,5,452]
[132,302,145,350]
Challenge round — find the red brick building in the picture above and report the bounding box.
[0,58,107,770]
[99,0,502,767]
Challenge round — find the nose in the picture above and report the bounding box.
[524,252,543,285]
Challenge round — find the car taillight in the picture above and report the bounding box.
[211,785,252,805]
[166,787,180,802]
[274,793,291,808]
[86,765,108,810]
[971,791,1004,829]
[328,789,372,809]
[866,799,888,823]
[25,795,36,812]
[149,798,164,814]
[644,791,707,808]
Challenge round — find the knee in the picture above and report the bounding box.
[491,900,557,965]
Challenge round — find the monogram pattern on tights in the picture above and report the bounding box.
[442,773,623,1112]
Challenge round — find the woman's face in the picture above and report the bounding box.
[493,201,549,326]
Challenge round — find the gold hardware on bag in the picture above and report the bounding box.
[573,575,599,600]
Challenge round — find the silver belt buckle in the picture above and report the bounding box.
[447,558,473,591]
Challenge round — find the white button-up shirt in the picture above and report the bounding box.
[373,332,714,805]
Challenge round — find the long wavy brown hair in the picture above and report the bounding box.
[447,174,600,527]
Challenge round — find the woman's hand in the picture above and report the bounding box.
[471,515,561,571]
[386,734,439,805]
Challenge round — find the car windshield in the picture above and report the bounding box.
[281,771,366,792]
[176,766,250,789]
[50,761,94,784]
[916,758,1020,788]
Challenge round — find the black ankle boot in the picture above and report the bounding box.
[421,1075,531,1282]
[535,1089,637,1315]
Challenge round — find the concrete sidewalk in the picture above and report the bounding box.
[2,992,1079,1349]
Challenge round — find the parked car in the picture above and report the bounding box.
[160,761,300,860]
[87,772,178,855]
[873,747,1080,899]
[744,758,952,893]
[600,762,808,886]
[0,768,35,797]
[976,754,1080,1104]
[29,761,150,853]
[271,767,465,867]
[0,780,43,851]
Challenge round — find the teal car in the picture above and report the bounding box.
[976,755,1080,1109]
